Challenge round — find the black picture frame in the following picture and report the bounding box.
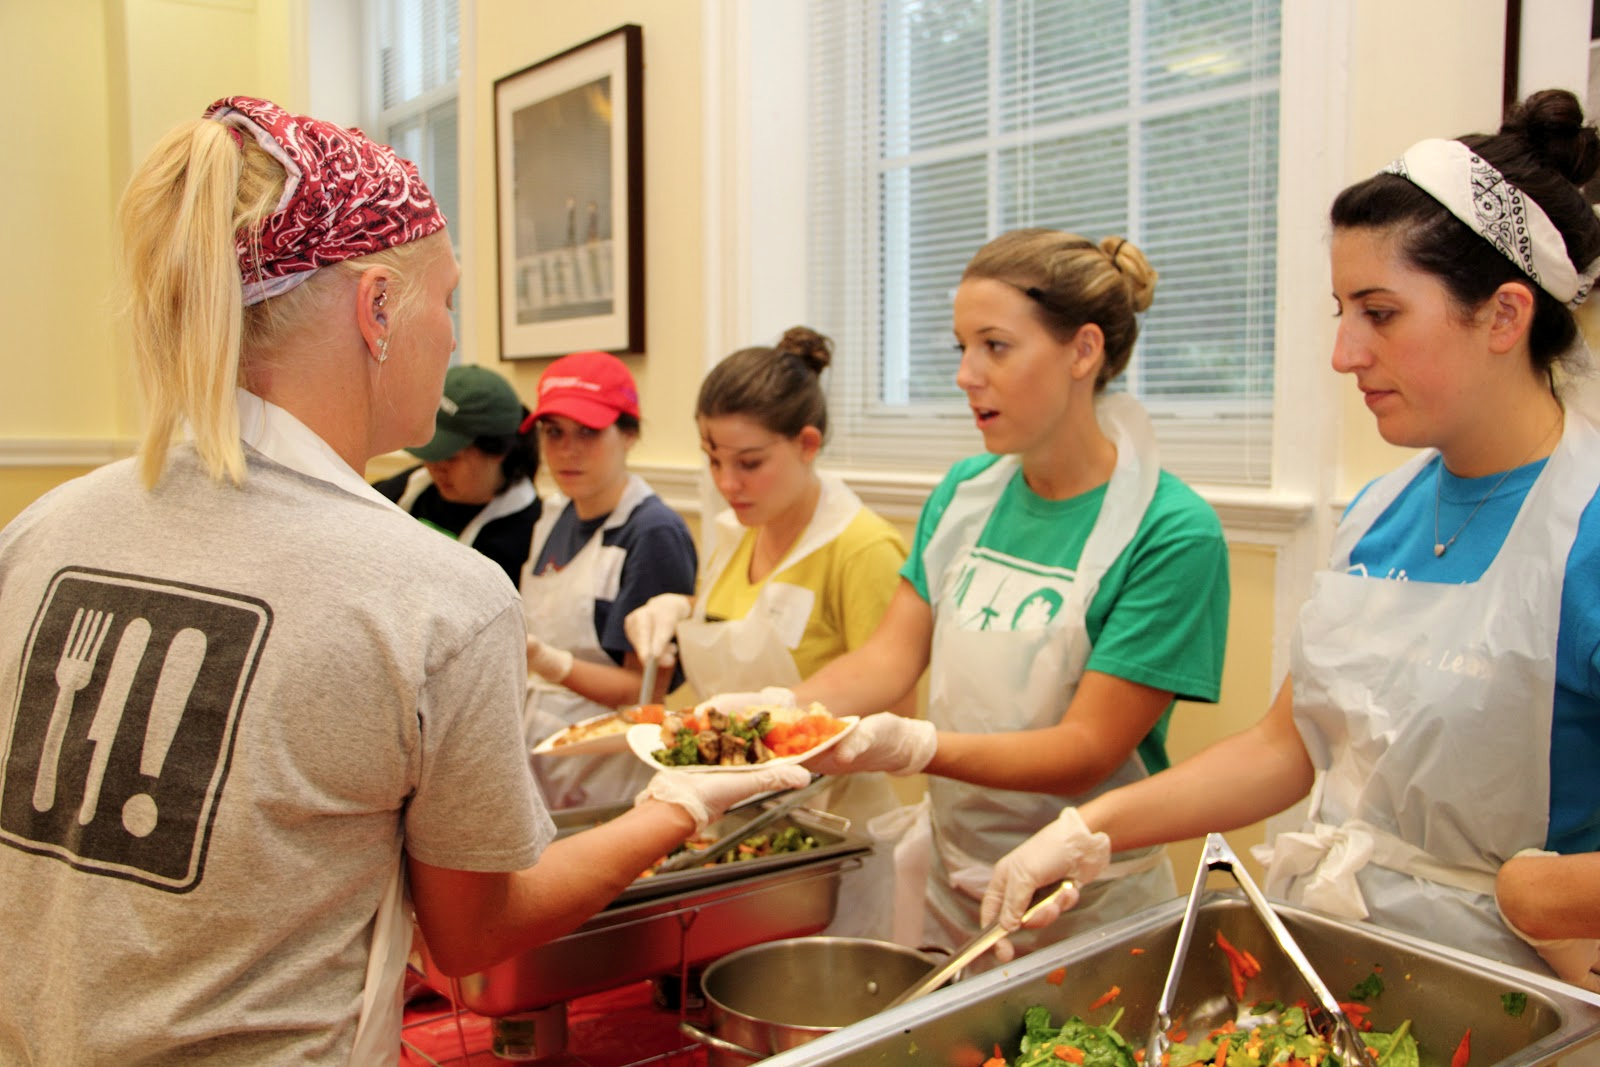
[494,25,644,360]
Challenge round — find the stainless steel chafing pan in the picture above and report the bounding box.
[756,891,1600,1067]
[411,802,870,1017]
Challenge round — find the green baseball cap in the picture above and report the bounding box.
[407,365,526,461]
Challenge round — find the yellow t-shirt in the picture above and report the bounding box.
[702,506,908,679]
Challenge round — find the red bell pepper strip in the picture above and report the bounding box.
[1088,984,1121,1011]
[1451,1029,1472,1067]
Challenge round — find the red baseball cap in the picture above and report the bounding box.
[526,351,641,430]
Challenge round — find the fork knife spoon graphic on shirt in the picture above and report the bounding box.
[33,608,114,812]
[77,618,152,825]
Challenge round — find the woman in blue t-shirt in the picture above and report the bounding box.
[519,350,698,810]
[782,229,1231,957]
[983,89,1600,992]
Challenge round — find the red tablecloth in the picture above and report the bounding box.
[400,980,708,1066]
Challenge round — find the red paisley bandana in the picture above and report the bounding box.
[203,96,448,306]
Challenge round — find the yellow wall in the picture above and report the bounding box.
[467,1,709,471]
[1334,0,1508,498]
[0,0,302,524]
[1,2,121,445]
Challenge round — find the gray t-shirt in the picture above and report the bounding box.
[0,447,553,1065]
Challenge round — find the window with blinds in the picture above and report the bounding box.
[369,0,461,292]
[809,0,1281,486]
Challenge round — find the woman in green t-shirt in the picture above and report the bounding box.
[795,229,1231,958]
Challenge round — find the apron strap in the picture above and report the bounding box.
[396,467,433,513]
[458,476,536,548]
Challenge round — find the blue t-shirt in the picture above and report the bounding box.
[530,494,697,667]
[1347,455,1600,853]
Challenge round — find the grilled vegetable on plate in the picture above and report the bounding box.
[627,703,857,772]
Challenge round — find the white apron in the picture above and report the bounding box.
[1259,413,1600,973]
[396,468,537,548]
[920,394,1173,957]
[521,475,658,810]
[677,475,901,936]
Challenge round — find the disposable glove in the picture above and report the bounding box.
[1498,849,1600,993]
[803,712,936,776]
[695,686,797,715]
[979,807,1110,963]
[526,635,574,684]
[624,593,692,668]
[635,764,812,833]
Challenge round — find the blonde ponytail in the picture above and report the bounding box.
[116,121,282,488]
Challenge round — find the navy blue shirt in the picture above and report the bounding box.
[530,493,697,667]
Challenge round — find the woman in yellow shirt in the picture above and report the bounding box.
[626,326,913,932]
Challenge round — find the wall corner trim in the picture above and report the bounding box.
[0,438,137,468]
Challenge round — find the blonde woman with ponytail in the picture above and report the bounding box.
[0,97,801,1064]
[795,229,1230,960]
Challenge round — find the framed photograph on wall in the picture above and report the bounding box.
[494,24,644,360]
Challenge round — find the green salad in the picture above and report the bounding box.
[1009,1005,1419,1067]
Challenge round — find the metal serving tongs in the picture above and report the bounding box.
[1147,835,1377,1067]
[651,774,833,875]
[884,880,1080,1009]
[636,655,659,710]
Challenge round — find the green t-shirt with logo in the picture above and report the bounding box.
[903,454,1229,772]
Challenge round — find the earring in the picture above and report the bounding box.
[375,337,389,364]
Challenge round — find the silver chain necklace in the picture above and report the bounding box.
[1432,411,1563,558]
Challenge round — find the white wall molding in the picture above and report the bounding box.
[630,462,706,520]
[635,459,1316,546]
[0,438,135,468]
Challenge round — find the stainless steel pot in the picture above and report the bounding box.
[681,937,936,1065]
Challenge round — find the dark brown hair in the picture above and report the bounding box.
[697,326,832,440]
[961,229,1158,389]
[1330,89,1600,372]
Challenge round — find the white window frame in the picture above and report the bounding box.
[704,0,1350,683]
[363,0,466,352]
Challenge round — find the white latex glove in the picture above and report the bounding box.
[526,635,574,683]
[635,764,812,833]
[979,808,1110,963]
[803,712,937,776]
[624,593,692,668]
[695,686,797,715]
[1498,849,1600,993]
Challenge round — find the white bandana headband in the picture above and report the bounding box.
[1383,138,1600,307]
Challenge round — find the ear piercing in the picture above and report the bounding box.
[376,337,389,364]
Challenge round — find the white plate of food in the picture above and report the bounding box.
[532,706,667,757]
[626,705,858,773]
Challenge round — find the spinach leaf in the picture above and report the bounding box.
[1348,971,1386,1001]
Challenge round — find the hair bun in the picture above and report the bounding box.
[1099,236,1158,313]
[776,325,834,375]
[1503,88,1600,187]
